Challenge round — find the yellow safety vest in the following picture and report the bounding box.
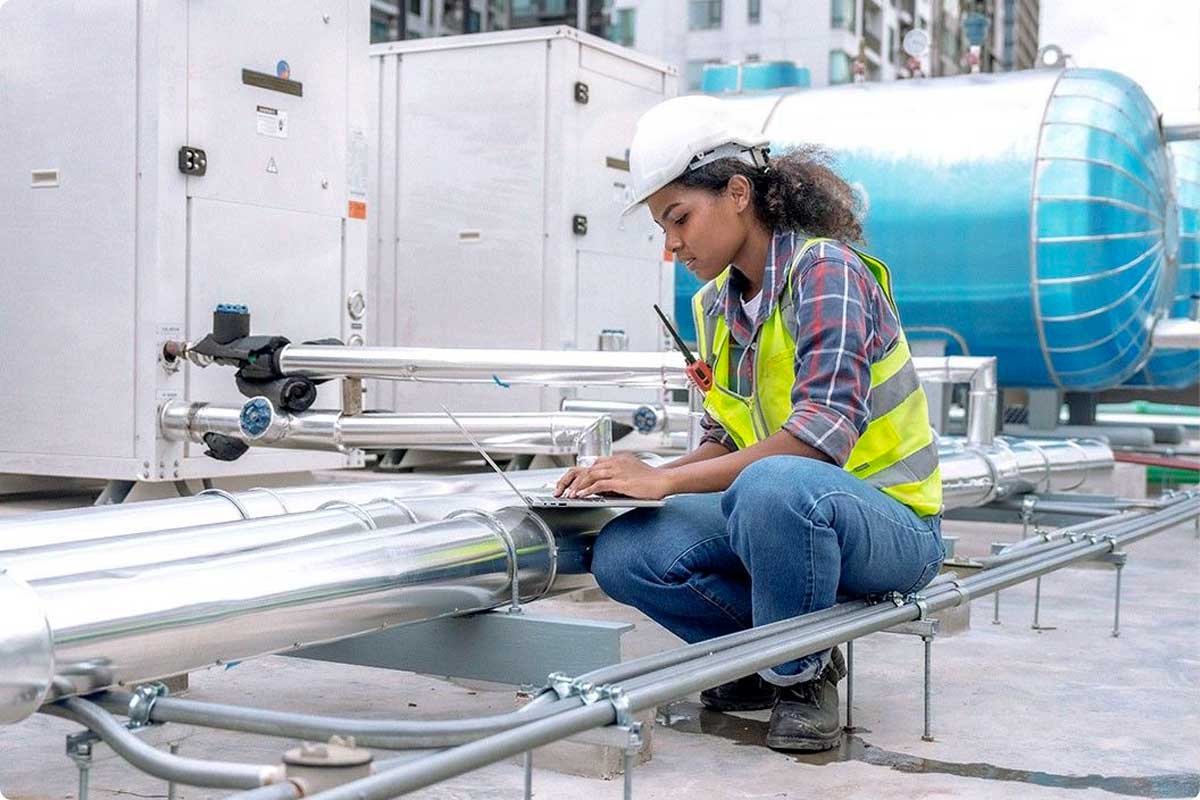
[691,238,943,517]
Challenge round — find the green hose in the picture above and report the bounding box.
[1100,401,1200,417]
[1147,466,1200,485]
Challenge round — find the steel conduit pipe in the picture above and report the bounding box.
[306,494,1200,800]
[0,507,557,724]
[160,401,615,461]
[41,697,285,789]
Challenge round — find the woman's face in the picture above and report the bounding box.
[647,178,751,283]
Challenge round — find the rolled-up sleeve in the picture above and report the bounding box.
[699,410,737,451]
[780,246,875,466]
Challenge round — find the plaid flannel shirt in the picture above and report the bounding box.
[699,230,903,466]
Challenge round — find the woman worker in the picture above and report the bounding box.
[554,95,945,752]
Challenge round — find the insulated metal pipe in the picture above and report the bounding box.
[0,436,1109,558]
[0,507,557,724]
[306,493,1200,800]
[272,347,997,445]
[560,398,685,436]
[1161,110,1200,142]
[0,467,574,552]
[159,400,614,461]
[276,345,691,389]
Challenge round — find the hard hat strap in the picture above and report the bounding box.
[688,142,770,173]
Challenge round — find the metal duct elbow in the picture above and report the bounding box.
[912,356,998,446]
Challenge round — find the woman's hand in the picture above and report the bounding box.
[554,453,674,501]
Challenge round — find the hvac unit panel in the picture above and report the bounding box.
[0,1,139,459]
[368,28,677,414]
[186,0,351,218]
[0,0,368,481]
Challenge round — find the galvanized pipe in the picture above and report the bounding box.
[159,400,614,461]
[1151,317,1200,350]
[41,697,284,789]
[0,507,557,724]
[304,494,1199,800]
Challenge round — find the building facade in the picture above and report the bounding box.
[367,1,1039,88]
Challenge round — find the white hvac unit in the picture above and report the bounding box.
[0,1,370,482]
[367,27,678,414]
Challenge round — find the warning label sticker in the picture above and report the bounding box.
[256,105,289,138]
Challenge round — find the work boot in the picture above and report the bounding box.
[700,674,779,712]
[765,652,845,752]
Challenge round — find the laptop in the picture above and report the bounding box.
[439,405,665,509]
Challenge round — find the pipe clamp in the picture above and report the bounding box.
[127,682,168,727]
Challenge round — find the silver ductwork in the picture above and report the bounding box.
[0,467,574,552]
[159,400,614,461]
[1161,109,1200,142]
[938,436,1113,508]
[0,435,1112,726]
[1,506,559,725]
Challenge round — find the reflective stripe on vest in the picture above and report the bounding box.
[691,238,943,517]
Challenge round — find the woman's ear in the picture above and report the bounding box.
[725,174,752,213]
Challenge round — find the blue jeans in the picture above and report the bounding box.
[591,455,944,686]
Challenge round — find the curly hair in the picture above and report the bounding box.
[670,145,864,244]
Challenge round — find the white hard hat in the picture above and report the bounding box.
[623,95,770,216]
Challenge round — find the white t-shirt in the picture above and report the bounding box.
[741,290,763,322]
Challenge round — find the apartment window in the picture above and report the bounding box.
[611,7,636,47]
[830,0,855,31]
[409,0,421,14]
[689,0,722,30]
[829,50,853,84]
[748,0,761,24]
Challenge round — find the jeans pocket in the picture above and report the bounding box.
[903,553,944,595]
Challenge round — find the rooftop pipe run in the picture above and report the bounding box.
[287,494,1200,800]
[265,345,999,446]
[0,506,559,724]
[159,400,615,461]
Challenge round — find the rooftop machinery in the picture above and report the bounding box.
[0,0,370,482]
[366,28,678,415]
[712,68,1193,392]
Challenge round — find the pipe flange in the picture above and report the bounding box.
[317,500,379,530]
[198,488,252,520]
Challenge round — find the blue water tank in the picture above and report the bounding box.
[715,69,1175,390]
[702,61,810,94]
[1127,140,1200,387]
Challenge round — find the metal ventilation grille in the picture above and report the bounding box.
[1128,140,1200,387]
[1031,69,1174,390]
